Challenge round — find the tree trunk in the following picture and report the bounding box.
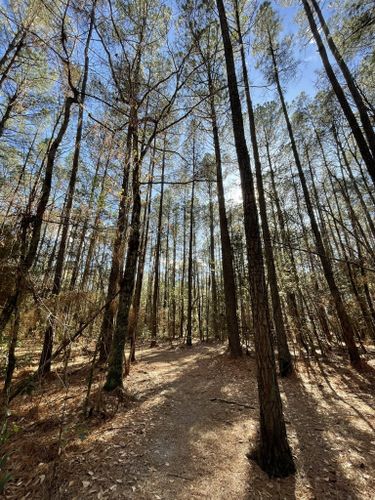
[38,5,95,375]
[301,0,375,185]
[235,1,292,375]
[186,146,195,347]
[270,34,361,369]
[151,140,166,347]
[128,153,155,367]
[73,141,111,290]
[0,30,26,89]
[208,181,219,339]
[309,0,375,161]
[180,204,187,338]
[99,127,133,362]
[171,209,178,339]
[0,86,20,138]
[208,72,242,356]
[104,122,142,391]
[216,0,295,477]
[0,95,76,340]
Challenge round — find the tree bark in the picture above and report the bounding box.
[216,0,295,477]
[104,121,142,391]
[208,71,242,356]
[235,1,292,375]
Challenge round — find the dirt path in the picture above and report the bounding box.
[3,344,375,499]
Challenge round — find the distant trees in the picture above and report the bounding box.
[185,0,242,356]
[254,1,362,368]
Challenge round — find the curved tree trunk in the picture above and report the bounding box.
[38,4,96,375]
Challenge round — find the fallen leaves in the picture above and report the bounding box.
[3,345,375,500]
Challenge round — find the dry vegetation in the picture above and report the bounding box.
[2,344,374,499]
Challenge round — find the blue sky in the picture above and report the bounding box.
[247,1,325,104]
[277,1,326,100]
[224,0,329,204]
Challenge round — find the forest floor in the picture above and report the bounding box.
[1,343,375,499]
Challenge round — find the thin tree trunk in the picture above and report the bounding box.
[267,149,309,352]
[186,143,195,347]
[309,0,375,160]
[207,71,242,356]
[127,153,154,366]
[0,28,26,71]
[180,204,187,339]
[151,140,166,347]
[162,205,170,336]
[0,30,26,89]
[0,96,76,339]
[73,141,111,290]
[269,35,361,368]
[301,0,375,185]
[0,85,20,138]
[217,0,295,477]
[171,209,177,339]
[38,4,95,375]
[208,181,219,339]
[235,1,292,375]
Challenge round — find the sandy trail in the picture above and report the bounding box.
[3,344,375,499]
